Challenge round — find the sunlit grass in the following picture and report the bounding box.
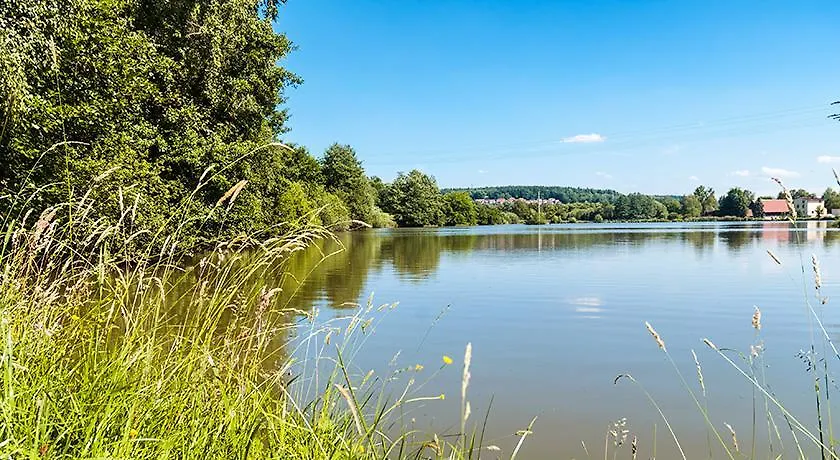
[0,172,539,459]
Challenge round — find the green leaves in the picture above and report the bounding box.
[381,170,443,227]
[718,187,755,218]
[321,144,375,224]
[0,0,299,245]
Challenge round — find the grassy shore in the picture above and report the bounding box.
[3,177,840,459]
[0,180,506,459]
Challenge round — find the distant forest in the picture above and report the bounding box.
[443,186,622,203]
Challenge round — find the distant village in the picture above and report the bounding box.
[474,196,837,219]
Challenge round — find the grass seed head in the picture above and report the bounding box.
[724,423,739,452]
[812,254,822,290]
[645,321,666,351]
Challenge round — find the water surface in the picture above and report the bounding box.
[282,221,840,458]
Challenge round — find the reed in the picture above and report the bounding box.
[0,168,545,459]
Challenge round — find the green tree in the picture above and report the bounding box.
[694,186,718,215]
[321,144,375,224]
[614,193,666,219]
[778,189,812,200]
[750,200,765,218]
[282,145,323,185]
[659,197,682,215]
[476,204,503,225]
[369,176,387,206]
[816,205,826,219]
[682,195,702,218]
[719,187,755,217]
[277,182,312,223]
[380,170,443,227]
[823,188,840,211]
[442,192,478,226]
[0,0,301,245]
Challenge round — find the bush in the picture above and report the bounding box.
[369,206,397,228]
[312,189,351,231]
[502,211,521,224]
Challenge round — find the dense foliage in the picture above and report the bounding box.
[445,186,621,203]
[823,188,840,211]
[1,0,309,242]
[718,187,755,218]
[614,193,668,220]
[380,170,444,227]
[442,192,478,226]
[0,0,398,242]
[2,0,832,244]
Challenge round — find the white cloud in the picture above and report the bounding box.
[817,155,840,164]
[562,133,606,143]
[595,171,613,179]
[761,166,800,178]
[688,175,700,181]
[732,170,751,177]
[477,169,488,174]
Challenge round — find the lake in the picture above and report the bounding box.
[278,221,840,459]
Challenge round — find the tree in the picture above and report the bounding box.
[719,187,755,217]
[823,188,840,211]
[380,170,443,227]
[614,193,666,220]
[816,205,826,219]
[659,197,682,215]
[277,182,313,223]
[321,144,375,224]
[282,145,323,185]
[694,186,718,215]
[778,189,812,200]
[369,176,387,206]
[750,200,765,218]
[0,0,300,244]
[682,195,702,218]
[442,192,478,226]
[476,204,506,225]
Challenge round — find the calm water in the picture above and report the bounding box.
[279,221,840,459]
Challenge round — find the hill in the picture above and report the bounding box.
[442,186,621,203]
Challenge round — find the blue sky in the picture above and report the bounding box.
[278,1,840,196]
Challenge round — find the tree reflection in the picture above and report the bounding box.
[719,230,754,251]
[180,223,840,318]
[681,231,716,255]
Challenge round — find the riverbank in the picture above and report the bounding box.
[0,197,494,459]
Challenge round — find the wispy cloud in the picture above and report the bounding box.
[477,169,488,174]
[732,170,751,177]
[817,155,840,164]
[688,175,700,181]
[562,133,606,144]
[595,171,613,179]
[761,166,800,178]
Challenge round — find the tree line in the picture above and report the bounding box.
[443,186,621,203]
[2,0,838,248]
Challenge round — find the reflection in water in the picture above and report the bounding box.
[166,222,840,458]
[276,222,840,313]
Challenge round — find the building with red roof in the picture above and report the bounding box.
[759,199,789,217]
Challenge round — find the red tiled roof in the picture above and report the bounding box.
[760,199,789,214]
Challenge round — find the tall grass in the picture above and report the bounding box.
[0,170,537,459]
[615,176,840,460]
